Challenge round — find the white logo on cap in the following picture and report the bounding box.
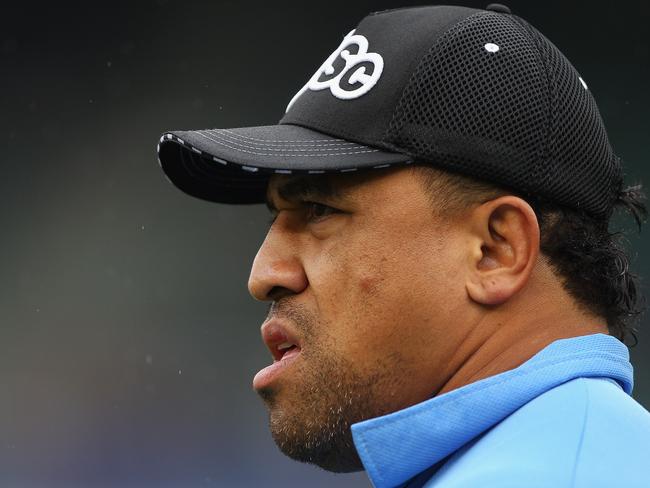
[286,29,384,112]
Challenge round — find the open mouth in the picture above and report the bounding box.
[262,319,303,363]
[254,323,303,390]
[274,342,301,362]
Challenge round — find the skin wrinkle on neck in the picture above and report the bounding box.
[436,258,609,397]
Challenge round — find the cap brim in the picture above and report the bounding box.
[157,124,413,204]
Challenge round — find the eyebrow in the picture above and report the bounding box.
[265,175,344,212]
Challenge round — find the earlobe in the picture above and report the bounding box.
[465,197,540,306]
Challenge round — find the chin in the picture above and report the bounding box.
[267,408,365,473]
[277,438,365,474]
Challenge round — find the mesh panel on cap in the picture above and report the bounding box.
[518,17,621,217]
[384,11,621,219]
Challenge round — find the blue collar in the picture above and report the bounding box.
[351,333,633,488]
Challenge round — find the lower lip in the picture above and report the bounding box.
[253,348,301,390]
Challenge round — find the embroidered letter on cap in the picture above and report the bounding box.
[286,30,384,112]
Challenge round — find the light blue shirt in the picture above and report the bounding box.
[351,333,650,488]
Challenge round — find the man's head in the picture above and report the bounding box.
[156,3,647,476]
[247,165,645,472]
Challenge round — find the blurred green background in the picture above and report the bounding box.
[1,1,648,486]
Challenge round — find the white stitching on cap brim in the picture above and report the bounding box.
[160,133,413,176]
[214,128,358,147]
[205,128,359,148]
[197,130,378,155]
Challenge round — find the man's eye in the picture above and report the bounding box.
[305,202,338,222]
[265,203,339,228]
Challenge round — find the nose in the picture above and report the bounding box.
[248,216,308,302]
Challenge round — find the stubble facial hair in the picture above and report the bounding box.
[256,300,406,473]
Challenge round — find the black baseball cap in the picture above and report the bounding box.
[157,3,623,220]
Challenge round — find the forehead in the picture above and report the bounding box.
[265,167,427,212]
[266,172,365,211]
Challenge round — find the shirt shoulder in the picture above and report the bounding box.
[423,377,650,488]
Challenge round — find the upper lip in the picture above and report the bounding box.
[261,318,302,361]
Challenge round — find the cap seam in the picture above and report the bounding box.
[510,14,555,192]
[204,129,368,149]
[216,128,352,145]
[279,117,398,153]
[367,6,422,18]
[194,130,381,157]
[380,11,487,146]
[367,5,480,18]
[199,129,375,153]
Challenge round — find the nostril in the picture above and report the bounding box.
[267,286,295,302]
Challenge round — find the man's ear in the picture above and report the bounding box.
[465,196,540,306]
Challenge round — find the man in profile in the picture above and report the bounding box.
[157,4,650,487]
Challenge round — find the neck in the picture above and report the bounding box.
[436,265,609,397]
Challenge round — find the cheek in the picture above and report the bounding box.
[339,252,416,354]
[305,245,390,348]
[342,242,459,355]
[357,264,387,297]
[305,228,458,361]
